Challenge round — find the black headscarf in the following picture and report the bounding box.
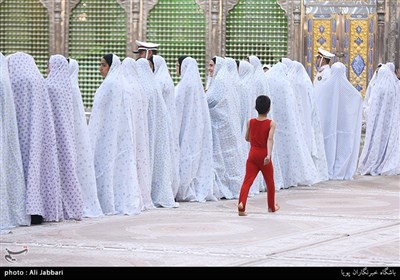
[148,56,155,72]
[103,54,113,67]
[178,56,188,75]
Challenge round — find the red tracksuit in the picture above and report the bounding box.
[238,118,276,212]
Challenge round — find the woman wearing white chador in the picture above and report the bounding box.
[238,60,263,195]
[121,57,154,210]
[46,55,83,220]
[315,62,362,180]
[358,63,400,176]
[8,52,63,222]
[266,62,319,188]
[0,52,30,231]
[175,56,215,202]
[153,55,180,197]
[225,58,247,171]
[68,58,103,217]
[89,54,142,215]
[136,58,178,208]
[207,56,244,199]
[291,61,329,182]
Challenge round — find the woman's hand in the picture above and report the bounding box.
[264,155,271,165]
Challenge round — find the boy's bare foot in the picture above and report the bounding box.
[238,202,247,216]
[268,204,280,213]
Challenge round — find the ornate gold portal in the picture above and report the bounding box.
[304,0,377,97]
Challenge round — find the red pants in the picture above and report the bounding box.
[238,148,275,212]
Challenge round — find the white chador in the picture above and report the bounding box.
[8,52,63,222]
[0,52,30,231]
[315,62,362,180]
[89,54,142,215]
[174,57,216,202]
[225,58,247,170]
[290,60,329,182]
[153,55,180,197]
[238,60,263,196]
[266,62,320,188]
[207,56,244,199]
[358,63,400,176]
[68,58,103,217]
[135,58,178,208]
[120,57,154,210]
[46,55,84,220]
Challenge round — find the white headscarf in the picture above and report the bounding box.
[316,62,362,180]
[174,57,215,202]
[358,63,400,175]
[225,57,241,114]
[0,52,30,230]
[238,60,255,130]
[46,54,83,220]
[68,58,103,217]
[89,54,142,215]
[248,55,270,98]
[8,52,63,221]
[281,57,296,81]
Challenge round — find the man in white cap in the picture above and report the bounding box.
[313,48,335,86]
[133,40,159,60]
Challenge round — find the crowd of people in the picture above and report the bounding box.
[1,42,399,231]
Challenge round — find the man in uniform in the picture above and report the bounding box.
[313,48,335,87]
[133,40,159,60]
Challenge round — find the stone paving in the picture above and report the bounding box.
[1,175,399,267]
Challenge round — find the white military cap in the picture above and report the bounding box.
[316,48,335,59]
[133,40,159,53]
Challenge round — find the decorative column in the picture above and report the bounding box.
[292,1,302,61]
[130,0,140,56]
[196,0,238,60]
[116,0,136,56]
[220,0,239,57]
[278,0,302,61]
[386,0,398,64]
[40,0,68,55]
[376,0,385,65]
[64,0,82,57]
[139,0,158,41]
[209,0,221,57]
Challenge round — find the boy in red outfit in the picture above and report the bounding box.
[238,95,279,216]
